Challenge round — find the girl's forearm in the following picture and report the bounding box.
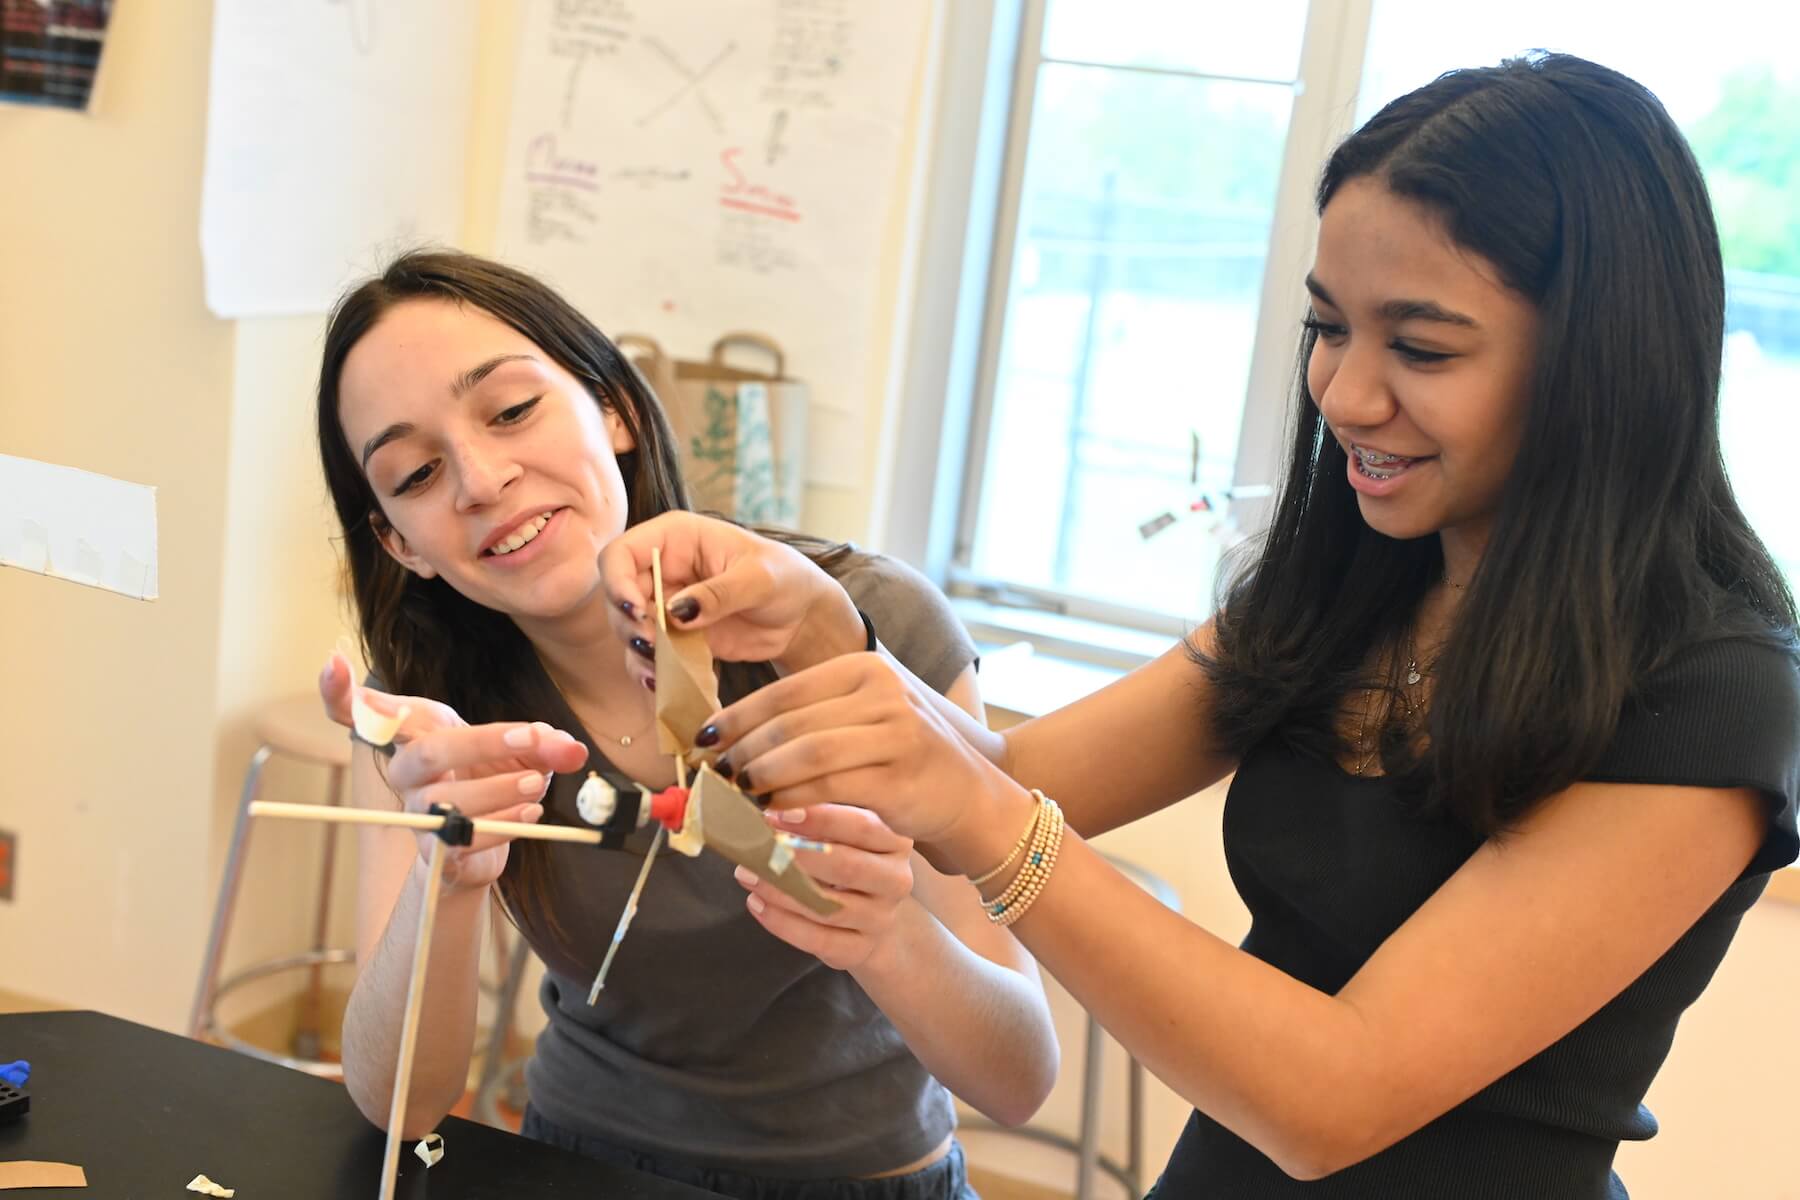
[851,899,1059,1126]
[341,862,491,1137]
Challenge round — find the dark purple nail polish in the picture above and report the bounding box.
[629,636,654,660]
[695,724,720,748]
[715,757,735,780]
[642,677,656,693]
[737,766,754,792]
[670,596,700,623]
[619,599,637,619]
[751,792,772,810]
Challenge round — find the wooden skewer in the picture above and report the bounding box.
[586,823,667,1004]
[379,835,447,1200]
[583,545,680,1005]
[247,800,604,846]
[653,545,667,636]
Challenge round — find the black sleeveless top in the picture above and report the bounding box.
[1155,633,1800,1198]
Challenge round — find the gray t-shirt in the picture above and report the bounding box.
[520,550,978,1177]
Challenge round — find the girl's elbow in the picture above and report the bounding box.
[987,1044,1061,1128]
[1268,1109,1400,1182]
[343,1060,455,1139]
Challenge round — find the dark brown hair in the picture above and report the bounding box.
[1200,54,1795,834]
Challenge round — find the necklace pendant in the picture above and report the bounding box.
[619,734,633,748]
[1406,664,1422,686]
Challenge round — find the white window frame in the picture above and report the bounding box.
[873,0,1374,659]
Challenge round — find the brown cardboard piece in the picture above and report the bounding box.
[689,765,840,916]
[0,1160,88,1189]
[646,547,838,916]
[654,624,720,760]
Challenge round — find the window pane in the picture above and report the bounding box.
[970,63,1293,619]
[1043,0,1308,81]
[1359,2,1800,589]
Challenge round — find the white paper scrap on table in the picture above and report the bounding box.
[200,0,478,317]
[415,1132,445,1167]
[0,454,158,600]
[186,1174,236,1198]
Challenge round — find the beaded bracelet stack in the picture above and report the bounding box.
[975,790,1065,927]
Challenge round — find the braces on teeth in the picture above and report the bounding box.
[1353,447,1410,480]
[488,510,556,555]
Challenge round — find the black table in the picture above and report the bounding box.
[0,1011,721,1198]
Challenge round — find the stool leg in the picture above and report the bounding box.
[473,931,533,1127]
[188,745,273,1040]
[294,763,346,1059]
[1127,1056,1145,1196]
[1076,1012,1104,1200]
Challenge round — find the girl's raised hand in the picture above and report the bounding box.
[317,652,589,888]
[706,653,1032,875]
[733,803,915,972]
[597,512,864,672]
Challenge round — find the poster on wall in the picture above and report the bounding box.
[494,0,932,497]
[199,0,477,318]
[0,453,158,601]
[0,0,114,110]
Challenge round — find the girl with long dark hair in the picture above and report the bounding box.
[626,54,1800,1195]
[313,250,1058,1200]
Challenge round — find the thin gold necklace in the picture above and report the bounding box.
[540,658,656,748]
[606,712,655,749]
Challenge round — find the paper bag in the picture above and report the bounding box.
[618,332,808,528]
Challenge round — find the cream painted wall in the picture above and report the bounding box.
[0,3,234,1026]
[203,312,360,1018]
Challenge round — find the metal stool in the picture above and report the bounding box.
[189,694,354,1076]
[962,854,1183,1200]
[471,932,535,1126]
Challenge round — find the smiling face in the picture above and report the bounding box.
[337,298,635,622]
[1306,177,1540,562]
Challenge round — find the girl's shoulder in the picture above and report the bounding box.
[817,546,977,696]
[1590,622,1800,875]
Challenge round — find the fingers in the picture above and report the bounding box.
[597,512,742,627]
[318,651,357,727]
[712,686,888,779]
[725,726,897,812]
[734,855,909,920]
[451,799,547,855]
[766,803,912,856]
[662,552,777,632]
[707,653,891,756]
[741,898,866,967]
[317,652,465,743]
[734,842,913,972]
[388,722,588,792]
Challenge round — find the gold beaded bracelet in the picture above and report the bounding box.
[983,791,1065,927]
[967,796,1040,887]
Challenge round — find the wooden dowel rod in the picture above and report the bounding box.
[379,836,446,1200]
[248,800,604,846]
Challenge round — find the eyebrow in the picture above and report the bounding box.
[360,422,413,470]
[453,353,537,396]
[359,354,540,469]
[1305,274,1479,329]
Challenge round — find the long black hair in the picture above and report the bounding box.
[1201,53,1796,834]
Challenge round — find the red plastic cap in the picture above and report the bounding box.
[649,787,689,830]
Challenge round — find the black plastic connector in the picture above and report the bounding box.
[598,787,645,851]
[427,802,475,846]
